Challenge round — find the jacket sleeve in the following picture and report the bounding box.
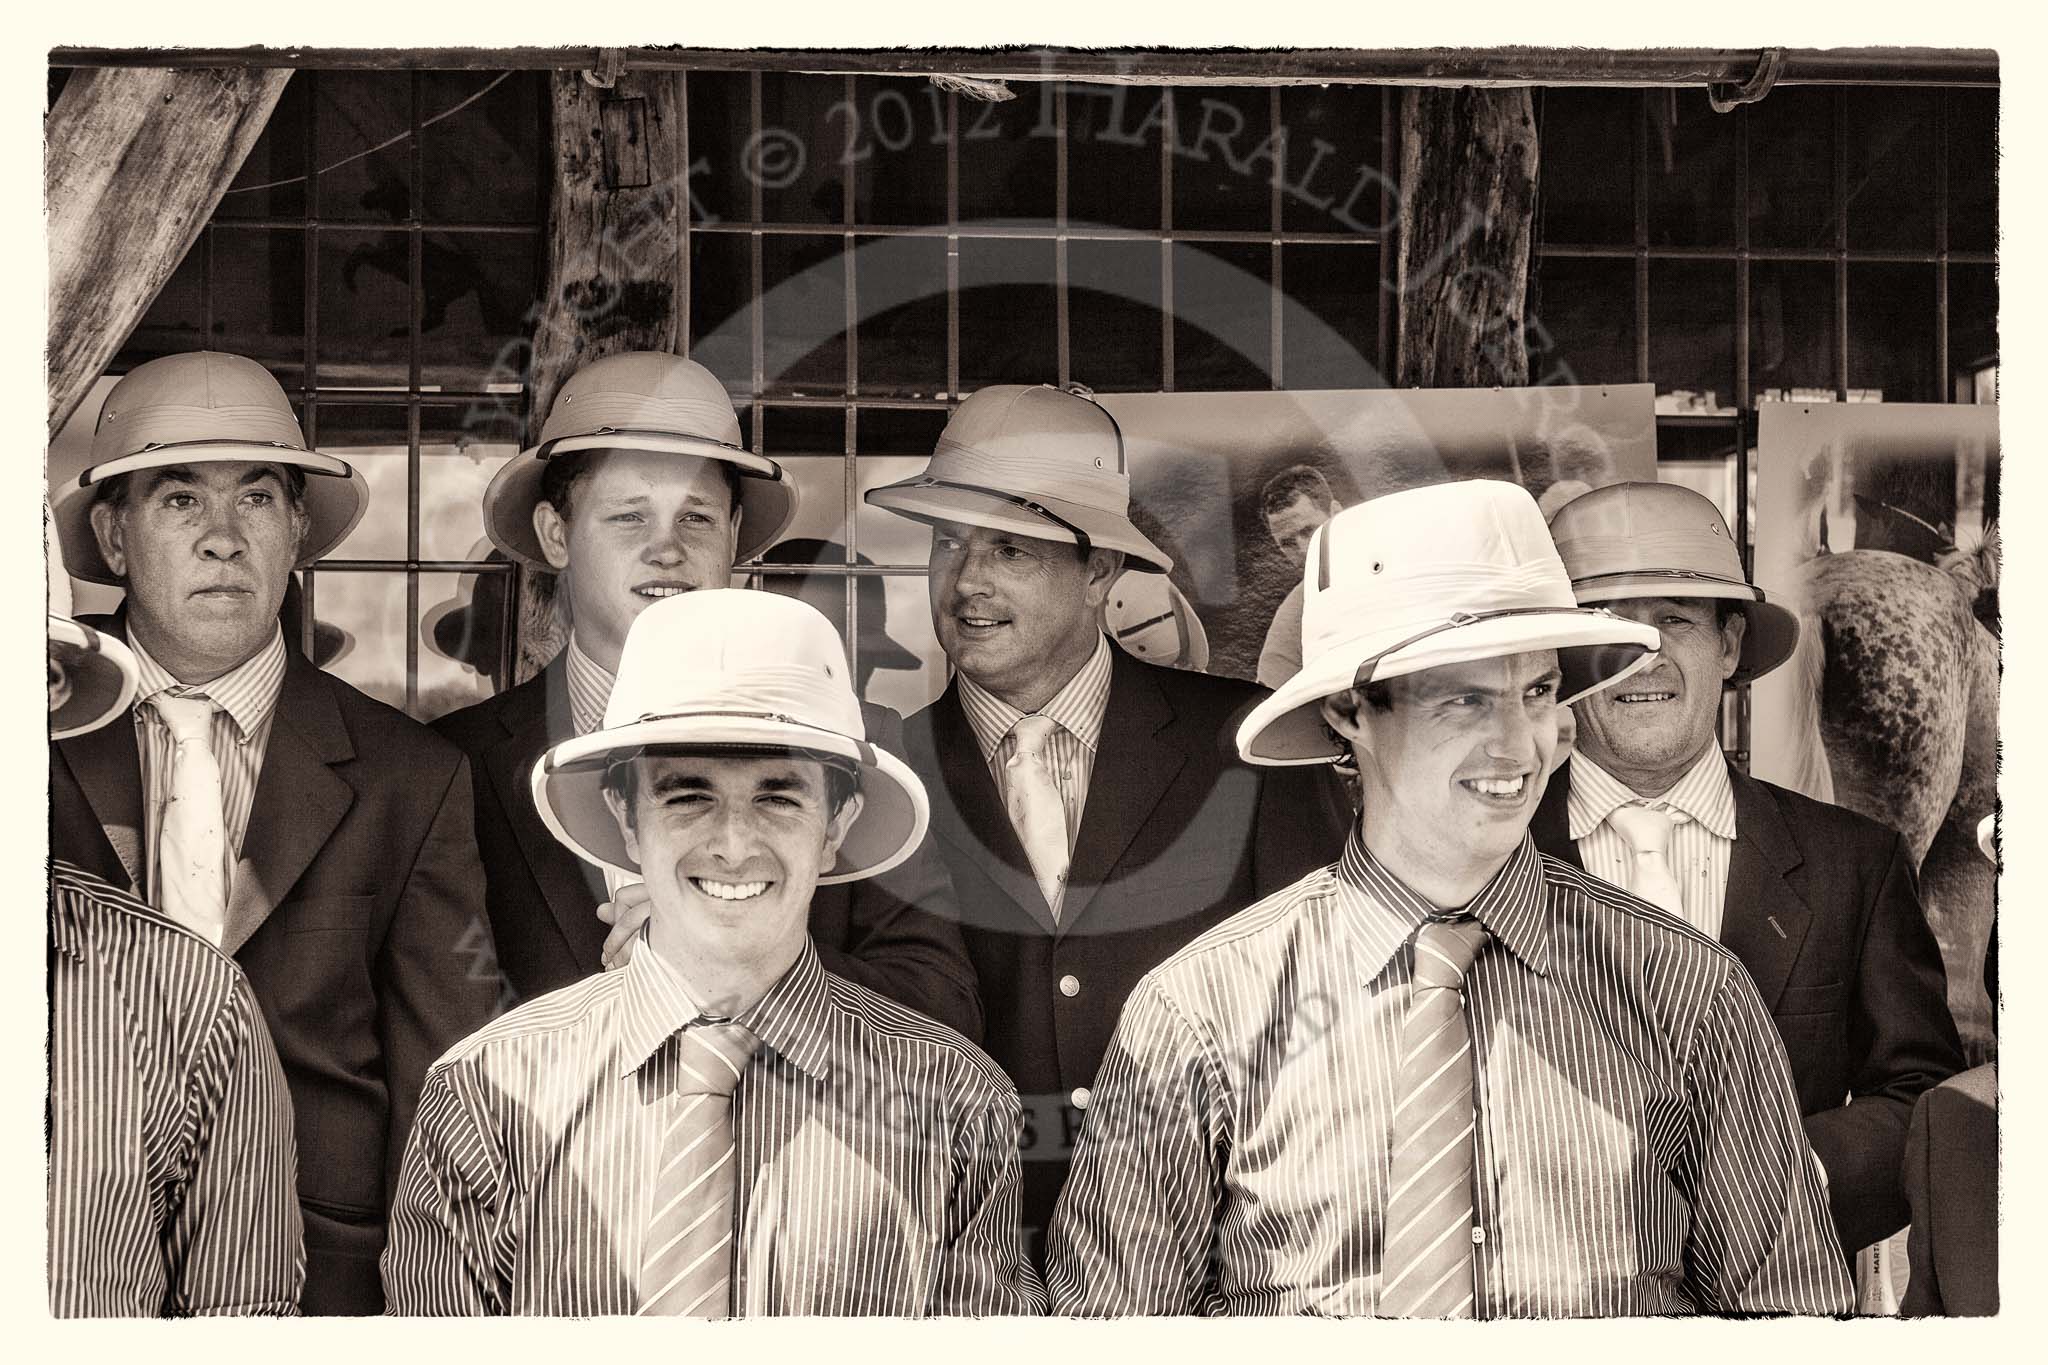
[1802,831,1966,1253]
[377,753,506,1210]
[1251,759,1353,898]
[817,704,985,1043]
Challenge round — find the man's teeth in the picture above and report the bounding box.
[1469,776,1526,797]
[635,586,689,598]
[691,879,770,901]
[1617,690,1677,703]
[961,617,1002,627]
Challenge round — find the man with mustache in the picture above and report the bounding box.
[1046,480,1853,1316]
[48,351,502,1314]
[1530,481,1963,1267]
[434,351,980,1039]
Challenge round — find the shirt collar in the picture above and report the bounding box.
[958,632,1114,765]
[1567,746,1736,841]
[563,636,618,738]
[616,935,835,1083]
[1333,831,1551,983]
[129,624,287,745]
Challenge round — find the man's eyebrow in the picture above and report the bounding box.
[755,772,819,796]
[647,771,712,797]
[240,465,289,489]
[136,466,198,496]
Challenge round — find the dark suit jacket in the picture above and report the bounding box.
[1901,1064,1998,1316]
[899,650,1350,1243]
[50,619,503,1315]
[431,656,983,1041]
[1532,760,1964,1253]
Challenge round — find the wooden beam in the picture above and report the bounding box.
[512,69,688,684]
[1393,87,1539,388]
[46,67,291,438]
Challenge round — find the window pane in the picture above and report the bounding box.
[211,226,307,389]
[687,71,752,225]
[1847,88,1939,251]
[313,71,413,223]
[1750,262,1837,402]
[855,406,948,459]
[1070,240,1163,391]
[960,238,1058,391]
[1066,84,1164,230]
[419,403,522,562]
[416,570,505,719]
[1280,243,1380,390]
[957,83,1058,223]
[1172,241,1272,391]
[762,404,846,456]
[855,234,948,398]
[758,72,846,225]
[422,71,542,224]
[418,231,540,391]
[1647,90,1739,247]
[310,569,406,711]
[1649,260,1736,415]
[1172,88,1273,233]
[1537,90,1637,245]
[760,234,847,393]
[217,75,309,220]
[851,76,949,226]
[1280,84,1385,234]
[1529,255,1636,387]
[318,229,412,384]
[1947,88,1997,254]
[317,404,413,560]
[688,231,752,391]
[1747,88,1838,249]
[1848,263,1939,402]
[1950,262,1998,380]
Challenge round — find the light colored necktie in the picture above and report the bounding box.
[1002,714,1071,918]
[1381,917,1491,1319]
[639,1020,759,1317]
[153,693,227,946]
[1607,803,1688,919]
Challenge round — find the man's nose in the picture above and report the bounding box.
[196,504,248,559]
[643,519,687,564]
[700,803,752,863]
[1483,700,1538,759]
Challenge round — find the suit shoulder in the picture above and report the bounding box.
[430,969,619,1071]
[317,669,468,771]
[1142,658,1266,710]
[1748,776,1907,856]
[431,682,525,750]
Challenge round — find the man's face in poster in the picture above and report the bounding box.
[1264,494,1340,571]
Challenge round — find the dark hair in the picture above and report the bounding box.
[605,750,861,829]
[1260,464,1336,522]
[92,462,308,511]
[539,449,744,525]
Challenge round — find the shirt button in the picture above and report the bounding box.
[1471,1227,1487,1245]
[1070,1087,1091,1110]
[1059,974,1080,997]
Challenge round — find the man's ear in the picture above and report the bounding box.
[726,499,743,563]
[821,790,865,868]
[602,781,640,864]
[1717,609,1749,683]
[532,499,574,572]
[1319,687,1371,749]
[88,500,128,580]
[1080,548,1126,607]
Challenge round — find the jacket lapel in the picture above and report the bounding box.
[53,708,147,892]
[485,660,610,973]
[1718,768,1811,1010]
[1531,764,1584,871]
[1058,652,1182,937]
[921,684,1058,937]
[223,656,355,956]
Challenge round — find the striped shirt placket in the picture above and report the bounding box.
[1567,747,1737,938]
[959,631,1113,865]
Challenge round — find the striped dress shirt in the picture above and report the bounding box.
[48,860,305,1317]
[958,631,1113,860]
[128,625,287,905]
[562,634,615,739]
[1567,747,1737,940]
[1044,835,1852,1317]
[382,937,1046,1315]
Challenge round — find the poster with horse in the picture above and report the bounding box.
[1750,401,2000,1061]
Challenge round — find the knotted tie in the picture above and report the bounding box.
[639,1020,760,1317]
[1607,803,1689,919]
[153,693,227,946]
[1003,714,1071,919]
[1380,916,1491,1319]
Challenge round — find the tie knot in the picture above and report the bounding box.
[1608,803,1678,857]
[1412,918,1490,991]
[1008,713,1059,760]
[152,692,217,742]
[671,1021,759,1098]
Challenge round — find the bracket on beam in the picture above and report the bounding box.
[1708,48,1787,112]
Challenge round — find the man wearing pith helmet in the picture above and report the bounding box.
[384,591,1044,1316]
[435,350,981,1040]
[1530,480,1963,1265]
[47,350,502,1314]
[864,383,1348,1254]
[1046,479,1853,1317]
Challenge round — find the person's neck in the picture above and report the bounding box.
[1357,819,1508,912]
[570,627,623,677]
[1580,740,1714,801]
[128,616,269,688]
[976,632,1099,714]
[647,921,796,1019]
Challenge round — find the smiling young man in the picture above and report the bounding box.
[863,385,1348,1256]
[433,351,981,1040]
[1045,479,1853,1317]
[383,591,1043,1316]
[48,351,502,1314]
[1530,481,1963,1268]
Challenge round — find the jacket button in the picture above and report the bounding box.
[1070,1087,1092,1110]
[1058,974,1080,997]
